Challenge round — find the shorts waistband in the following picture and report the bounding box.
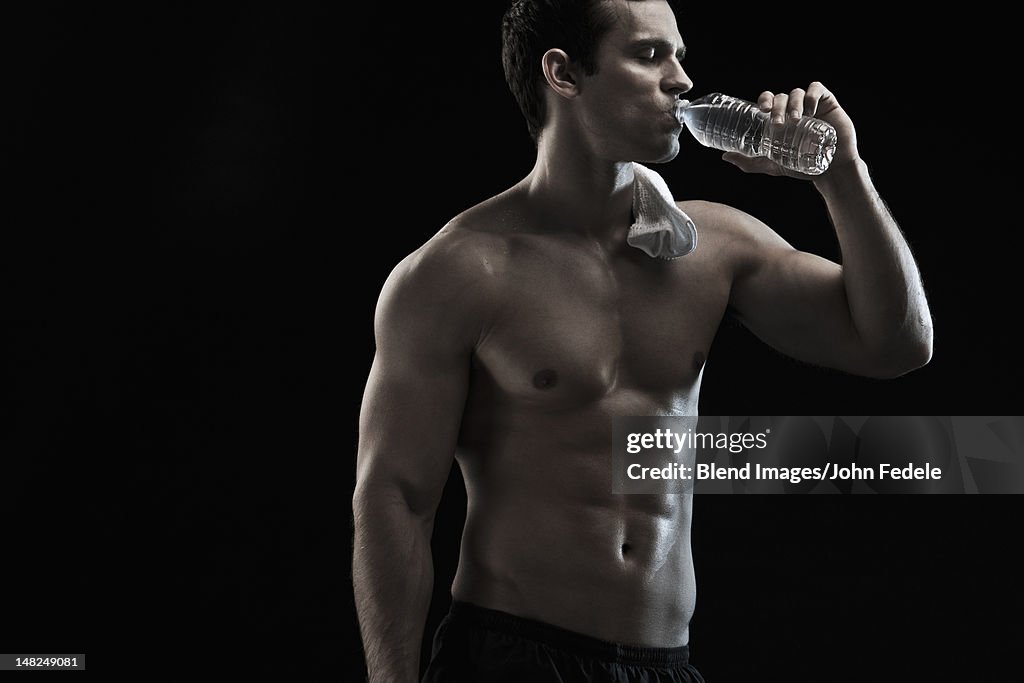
[447,600,690,667]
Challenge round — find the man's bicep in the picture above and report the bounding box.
[356,342,469,518]
[728,218,868,373]
[355,251,480,520]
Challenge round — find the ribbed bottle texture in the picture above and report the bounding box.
[677,93,837,175]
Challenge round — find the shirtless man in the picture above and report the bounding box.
[353,0,933,681]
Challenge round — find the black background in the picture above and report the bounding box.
[3,1,1019,679]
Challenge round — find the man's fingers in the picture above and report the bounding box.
[759,83,838,124]
[787,88,806,119]
[771,93,788,124]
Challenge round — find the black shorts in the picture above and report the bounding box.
[421,601,706,683]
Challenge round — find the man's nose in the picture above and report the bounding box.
[664,63,693,96]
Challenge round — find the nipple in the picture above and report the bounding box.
[532,369,558,390]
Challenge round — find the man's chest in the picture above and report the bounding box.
[473,244,732,405]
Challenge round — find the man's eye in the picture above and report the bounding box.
[639,49,656,60]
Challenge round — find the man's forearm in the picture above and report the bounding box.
[353,489,435,683]
[814,158,933,370]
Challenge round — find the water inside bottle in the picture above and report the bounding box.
[753,116,836,174]
[676,95,763,157]
[675,94,836,174]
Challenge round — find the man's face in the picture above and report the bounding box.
[575,0,693,163]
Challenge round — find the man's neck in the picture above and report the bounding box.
[521,135,635,247]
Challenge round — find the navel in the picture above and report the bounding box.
[532,369,558,390]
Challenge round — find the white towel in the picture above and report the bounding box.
[626,162,698,260]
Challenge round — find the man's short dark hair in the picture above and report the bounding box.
[502,0,645,143]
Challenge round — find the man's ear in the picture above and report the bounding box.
[540,48,580,99]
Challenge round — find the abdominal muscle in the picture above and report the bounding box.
[450,391,698,648]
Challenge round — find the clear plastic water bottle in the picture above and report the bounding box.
[676,93,838,175]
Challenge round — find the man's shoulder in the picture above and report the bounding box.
[676,199,761,237]
[675,198,786,253]
[379,192,519,313]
